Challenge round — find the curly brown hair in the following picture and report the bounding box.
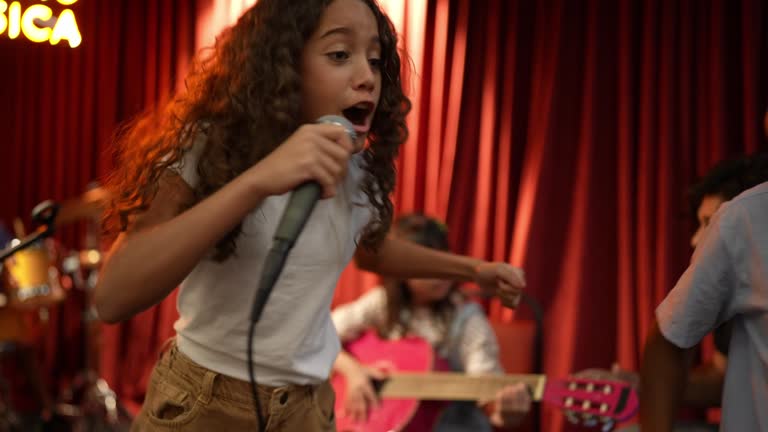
[105,0,410,260]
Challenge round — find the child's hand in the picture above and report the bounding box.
[475,262,526,308]
[249,123,355,198]
[343,363,388,423]
[488,382,532,427]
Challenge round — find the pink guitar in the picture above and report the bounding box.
[332,331,638,432]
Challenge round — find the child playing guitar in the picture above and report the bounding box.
[332,214,531,431]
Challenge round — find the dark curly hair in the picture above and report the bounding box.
[105,0,410,260]
[688,150,768,216]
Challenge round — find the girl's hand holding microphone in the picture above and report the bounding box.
[248,122,355,199]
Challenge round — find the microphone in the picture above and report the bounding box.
[250,115,357,323]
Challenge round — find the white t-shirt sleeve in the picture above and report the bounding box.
[456,310,504,375]
[331,287,387,342]
[168,132,207,188]
[656,201,745,349]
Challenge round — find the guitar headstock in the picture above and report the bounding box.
[542,378,638,430]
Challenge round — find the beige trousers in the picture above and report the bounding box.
[130,342,336,431]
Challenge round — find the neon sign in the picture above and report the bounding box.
[0,0,82,48]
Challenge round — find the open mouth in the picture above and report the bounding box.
[342,102,375,129]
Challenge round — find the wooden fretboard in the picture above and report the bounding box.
[379,372,547,402]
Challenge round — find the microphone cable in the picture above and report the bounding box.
[246,116,356,430]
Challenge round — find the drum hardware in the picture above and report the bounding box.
[0,201,58,262]
[0,201,61,430]
[53,188,131,431]
[0,343,22,432]
[1,202,65,311]
[0,192,129,431]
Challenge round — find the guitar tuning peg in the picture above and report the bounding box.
[582,414,598,427]
[565,410,580,425]
[600,418,615,431]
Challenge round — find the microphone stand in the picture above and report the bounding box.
[54,214,129,431]
[0,230,54,262]
[0,201,58,261]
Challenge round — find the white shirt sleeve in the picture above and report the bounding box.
[168,132,207,188]
[331,287,387,342]
[656,201,745,349]
[455,308,504,375]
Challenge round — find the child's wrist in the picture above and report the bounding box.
[241,165,274,199]
[471,259,490,281]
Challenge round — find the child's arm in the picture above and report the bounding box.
[331,287,389,422]
[355,235,525,308]
[333,351,387,422]
[489,383,532,429]
[640,322,694,432]
[94,171,268,323]
[94,123,354,323]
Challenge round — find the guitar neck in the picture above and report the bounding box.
[379,372,547,402]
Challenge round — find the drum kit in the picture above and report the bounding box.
[0,185,131,431]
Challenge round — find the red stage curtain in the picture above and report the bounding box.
[332,0,767,430]
[0,0,206,414]
[1,0,766,429]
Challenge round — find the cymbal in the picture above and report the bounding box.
[56,187,110,226]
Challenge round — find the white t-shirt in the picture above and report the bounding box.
[657,181,768,431]
[171,136,373,385]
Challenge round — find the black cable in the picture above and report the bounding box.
[248,242,292,430]
[245,117,354,429]
[247,321,266,431]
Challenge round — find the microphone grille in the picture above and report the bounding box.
[316,115,357,142]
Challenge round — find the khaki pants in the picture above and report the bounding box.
[131,342,336,431]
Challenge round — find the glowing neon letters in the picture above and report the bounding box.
[0,0,82,48]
